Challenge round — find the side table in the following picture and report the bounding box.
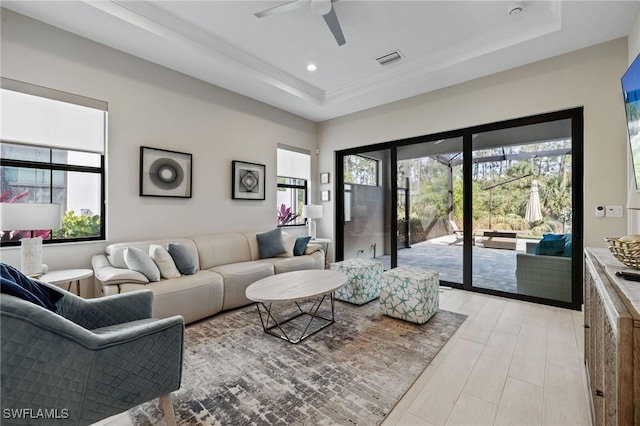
[40,269,93,298]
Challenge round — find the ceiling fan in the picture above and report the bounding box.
[254,0,346,46]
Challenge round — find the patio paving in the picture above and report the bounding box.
[376,235,534,294]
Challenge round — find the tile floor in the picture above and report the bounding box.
[94,289,592,426]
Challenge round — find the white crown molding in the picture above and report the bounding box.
[86,0,326,104]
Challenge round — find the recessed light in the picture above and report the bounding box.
[307,64,317,71]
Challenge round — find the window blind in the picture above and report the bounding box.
[0,78,106,154]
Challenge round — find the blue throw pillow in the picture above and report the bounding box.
[535,234,566,256]
[294,236,312,256]
[0,263,64,312]
[256,228,286,259]
[167,243,198,275]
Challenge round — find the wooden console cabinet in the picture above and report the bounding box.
[584,248,639,425]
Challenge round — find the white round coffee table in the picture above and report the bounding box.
[246,269,348,344]
[40,269,93,297]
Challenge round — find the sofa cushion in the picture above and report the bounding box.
[192,233,253,269]
[210,261,274,310]
[119,270,224,324]
[256,228,286,259]
[168,243,198,275]
[294,236,312,256]
[124,248,161,281]
[262,255,319,274]
[149,244,181,279]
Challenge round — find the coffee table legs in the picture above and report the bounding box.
[255,293,336,344]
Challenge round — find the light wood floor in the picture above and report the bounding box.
[383,289,592,426]
[94,289,592,426]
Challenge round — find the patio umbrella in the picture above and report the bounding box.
[525,179,542,223]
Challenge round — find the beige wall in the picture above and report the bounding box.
[318,38,629,250]
[0,10,318,280]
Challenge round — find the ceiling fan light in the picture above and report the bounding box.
[310,0,332,16]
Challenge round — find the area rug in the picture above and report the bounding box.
[129,299,466,425]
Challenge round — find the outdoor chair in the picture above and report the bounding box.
[1,264,184,426]
[448,220,474,245]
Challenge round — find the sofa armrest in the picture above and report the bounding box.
[92,254,149,286]
[56,290,155,329]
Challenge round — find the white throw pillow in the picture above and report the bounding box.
[149,244,181,279]
[124,247,161,282]
[277,233,298,258]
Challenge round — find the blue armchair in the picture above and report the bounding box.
[1,278,184,426]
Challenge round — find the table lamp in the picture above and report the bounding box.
[0,203,62,276]
[302,204,323,240]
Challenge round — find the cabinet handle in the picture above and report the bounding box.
[584,324,590,329]
[594,389,604,397]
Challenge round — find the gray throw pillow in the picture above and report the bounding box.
[167,243,198,275]
[124,247,161,282]
[256,228,286,259]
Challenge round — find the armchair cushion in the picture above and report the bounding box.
[0,263,63,312]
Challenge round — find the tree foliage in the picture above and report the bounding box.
[399,140,572,242]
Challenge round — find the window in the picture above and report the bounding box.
[277,147,310,226]
[0,78,106,245]
[344,154,378,186]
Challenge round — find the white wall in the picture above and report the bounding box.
[318,38,629,250]
[0,10,318,281]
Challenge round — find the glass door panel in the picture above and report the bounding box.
[395,137,464,285]
[342,149,392,265]
[470,119,573,303]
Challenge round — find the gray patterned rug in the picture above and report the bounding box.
[129,299,466,425]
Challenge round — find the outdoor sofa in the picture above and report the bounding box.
[515,235,572,302]
[92,230,324,324]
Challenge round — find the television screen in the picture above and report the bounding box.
[622,53,640,190]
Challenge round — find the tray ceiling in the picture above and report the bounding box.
[2,1,637,122]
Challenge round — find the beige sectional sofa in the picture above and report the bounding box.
[91,232,324,324]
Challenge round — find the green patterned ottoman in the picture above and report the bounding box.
[380,266,439,324]
[330,258,383,305]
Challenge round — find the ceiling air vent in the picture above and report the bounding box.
[376,51,403,66]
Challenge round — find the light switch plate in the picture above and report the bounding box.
[606,205,623,218]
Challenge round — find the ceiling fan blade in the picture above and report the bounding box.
[255,0,306,18]
[322,5,346,46]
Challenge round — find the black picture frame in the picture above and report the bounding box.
[232,160,266,200]
[140,146,192,198]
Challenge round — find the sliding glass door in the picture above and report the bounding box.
[470,119,574,305]
[336,109,583,309]
[395,137,464,286]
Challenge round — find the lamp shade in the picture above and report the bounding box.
[0,203,62,231]
[302,204,323,219]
